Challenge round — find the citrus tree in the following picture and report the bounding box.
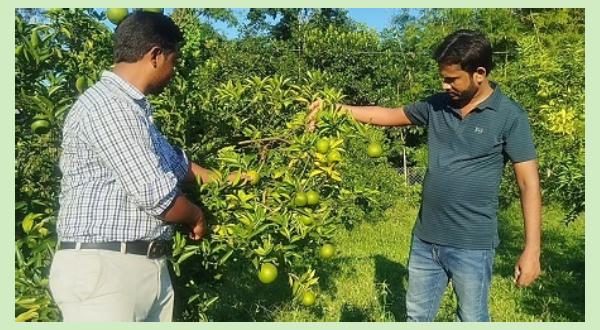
[15,8,113,321]
[155,74,397,320]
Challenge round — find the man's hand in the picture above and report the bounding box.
[226,171,241,183]
[188,208,206,241]
[514,248,541,287]
[308,99,325,132]
[224,171,254,184]
[308,99,324,119]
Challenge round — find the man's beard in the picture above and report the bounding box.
[147,80,168,95]
[451,80,478,106]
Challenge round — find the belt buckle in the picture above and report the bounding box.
[146,241,167,259]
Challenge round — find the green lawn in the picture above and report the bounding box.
[201,202,585,322]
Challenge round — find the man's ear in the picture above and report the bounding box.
[474,67,487,83]
[148,47,162,68]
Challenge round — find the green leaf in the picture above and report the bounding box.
[177,250,197,264]
[22,213,43,234]
[309,169,324,178]
[15,309,39,322]
[219,250,234,265]
[248,223,275,239]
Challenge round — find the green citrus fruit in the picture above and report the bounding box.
[76,76,88,94]
[106,8,129,25]
[246,170,260,186]
[366,143,383,158]
[295,192,308,207]
[306,190,319,206]
[31,120,50,135]
[327,150,342,164]
[315,138,329,154]
[300,215,314,226]
[320,244,335,259]
[258,263,278,284]
[301,291,316,306]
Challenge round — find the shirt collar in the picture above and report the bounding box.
[101,71,153,117]
[101,71,146,102]
[446,81,502,113]
[476,81,502,111]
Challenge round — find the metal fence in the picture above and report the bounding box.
[399,166,427,186]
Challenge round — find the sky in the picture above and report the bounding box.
[345,8,401,32]
[210,8,401,38]
[102,8,402,37]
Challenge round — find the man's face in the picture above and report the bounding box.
[439,64,478,103]
[147,50,178,95]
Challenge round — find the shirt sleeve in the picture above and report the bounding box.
[403,96,434,126]
[503,110,538,163]
[84,99,179,216]
[169,145,190,183]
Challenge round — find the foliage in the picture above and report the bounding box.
[15,8,584,321]
[15,8,112,321]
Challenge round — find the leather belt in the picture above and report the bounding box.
[58,240,169,259]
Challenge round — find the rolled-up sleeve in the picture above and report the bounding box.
[84,99,179,216]
[168,145,190,183]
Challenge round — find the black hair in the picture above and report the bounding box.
[433,29,493,75]
[114,11,183,63]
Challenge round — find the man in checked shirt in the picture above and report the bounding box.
[49,11,238,321]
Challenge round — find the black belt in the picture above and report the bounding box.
[58,240,169,259]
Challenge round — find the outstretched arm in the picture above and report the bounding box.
[308,99,413,127]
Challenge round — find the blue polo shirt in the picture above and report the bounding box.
[403,83,537,249]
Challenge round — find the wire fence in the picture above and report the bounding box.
[399,166,426,186]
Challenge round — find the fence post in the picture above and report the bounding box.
[402,129,408,187]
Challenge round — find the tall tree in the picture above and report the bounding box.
[244,8,352,40]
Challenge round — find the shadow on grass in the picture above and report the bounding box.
[335,255,408,322]
[198,260,292,321]
[339,303,375,321]
[176,252,347,321]
[373,254,408,322]
[495,207,585,321]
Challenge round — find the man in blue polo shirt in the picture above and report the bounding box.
[309,29,541,322]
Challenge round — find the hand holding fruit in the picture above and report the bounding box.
[244,170,260,186]
[307,99,324,132]
[189,208,206,241]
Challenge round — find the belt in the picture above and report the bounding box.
[58,240,169,259]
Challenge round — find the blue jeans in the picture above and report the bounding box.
[406,235,495,322]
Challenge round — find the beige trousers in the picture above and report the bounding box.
[49,248,174,322]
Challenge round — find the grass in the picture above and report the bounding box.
[201,202,585,322]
